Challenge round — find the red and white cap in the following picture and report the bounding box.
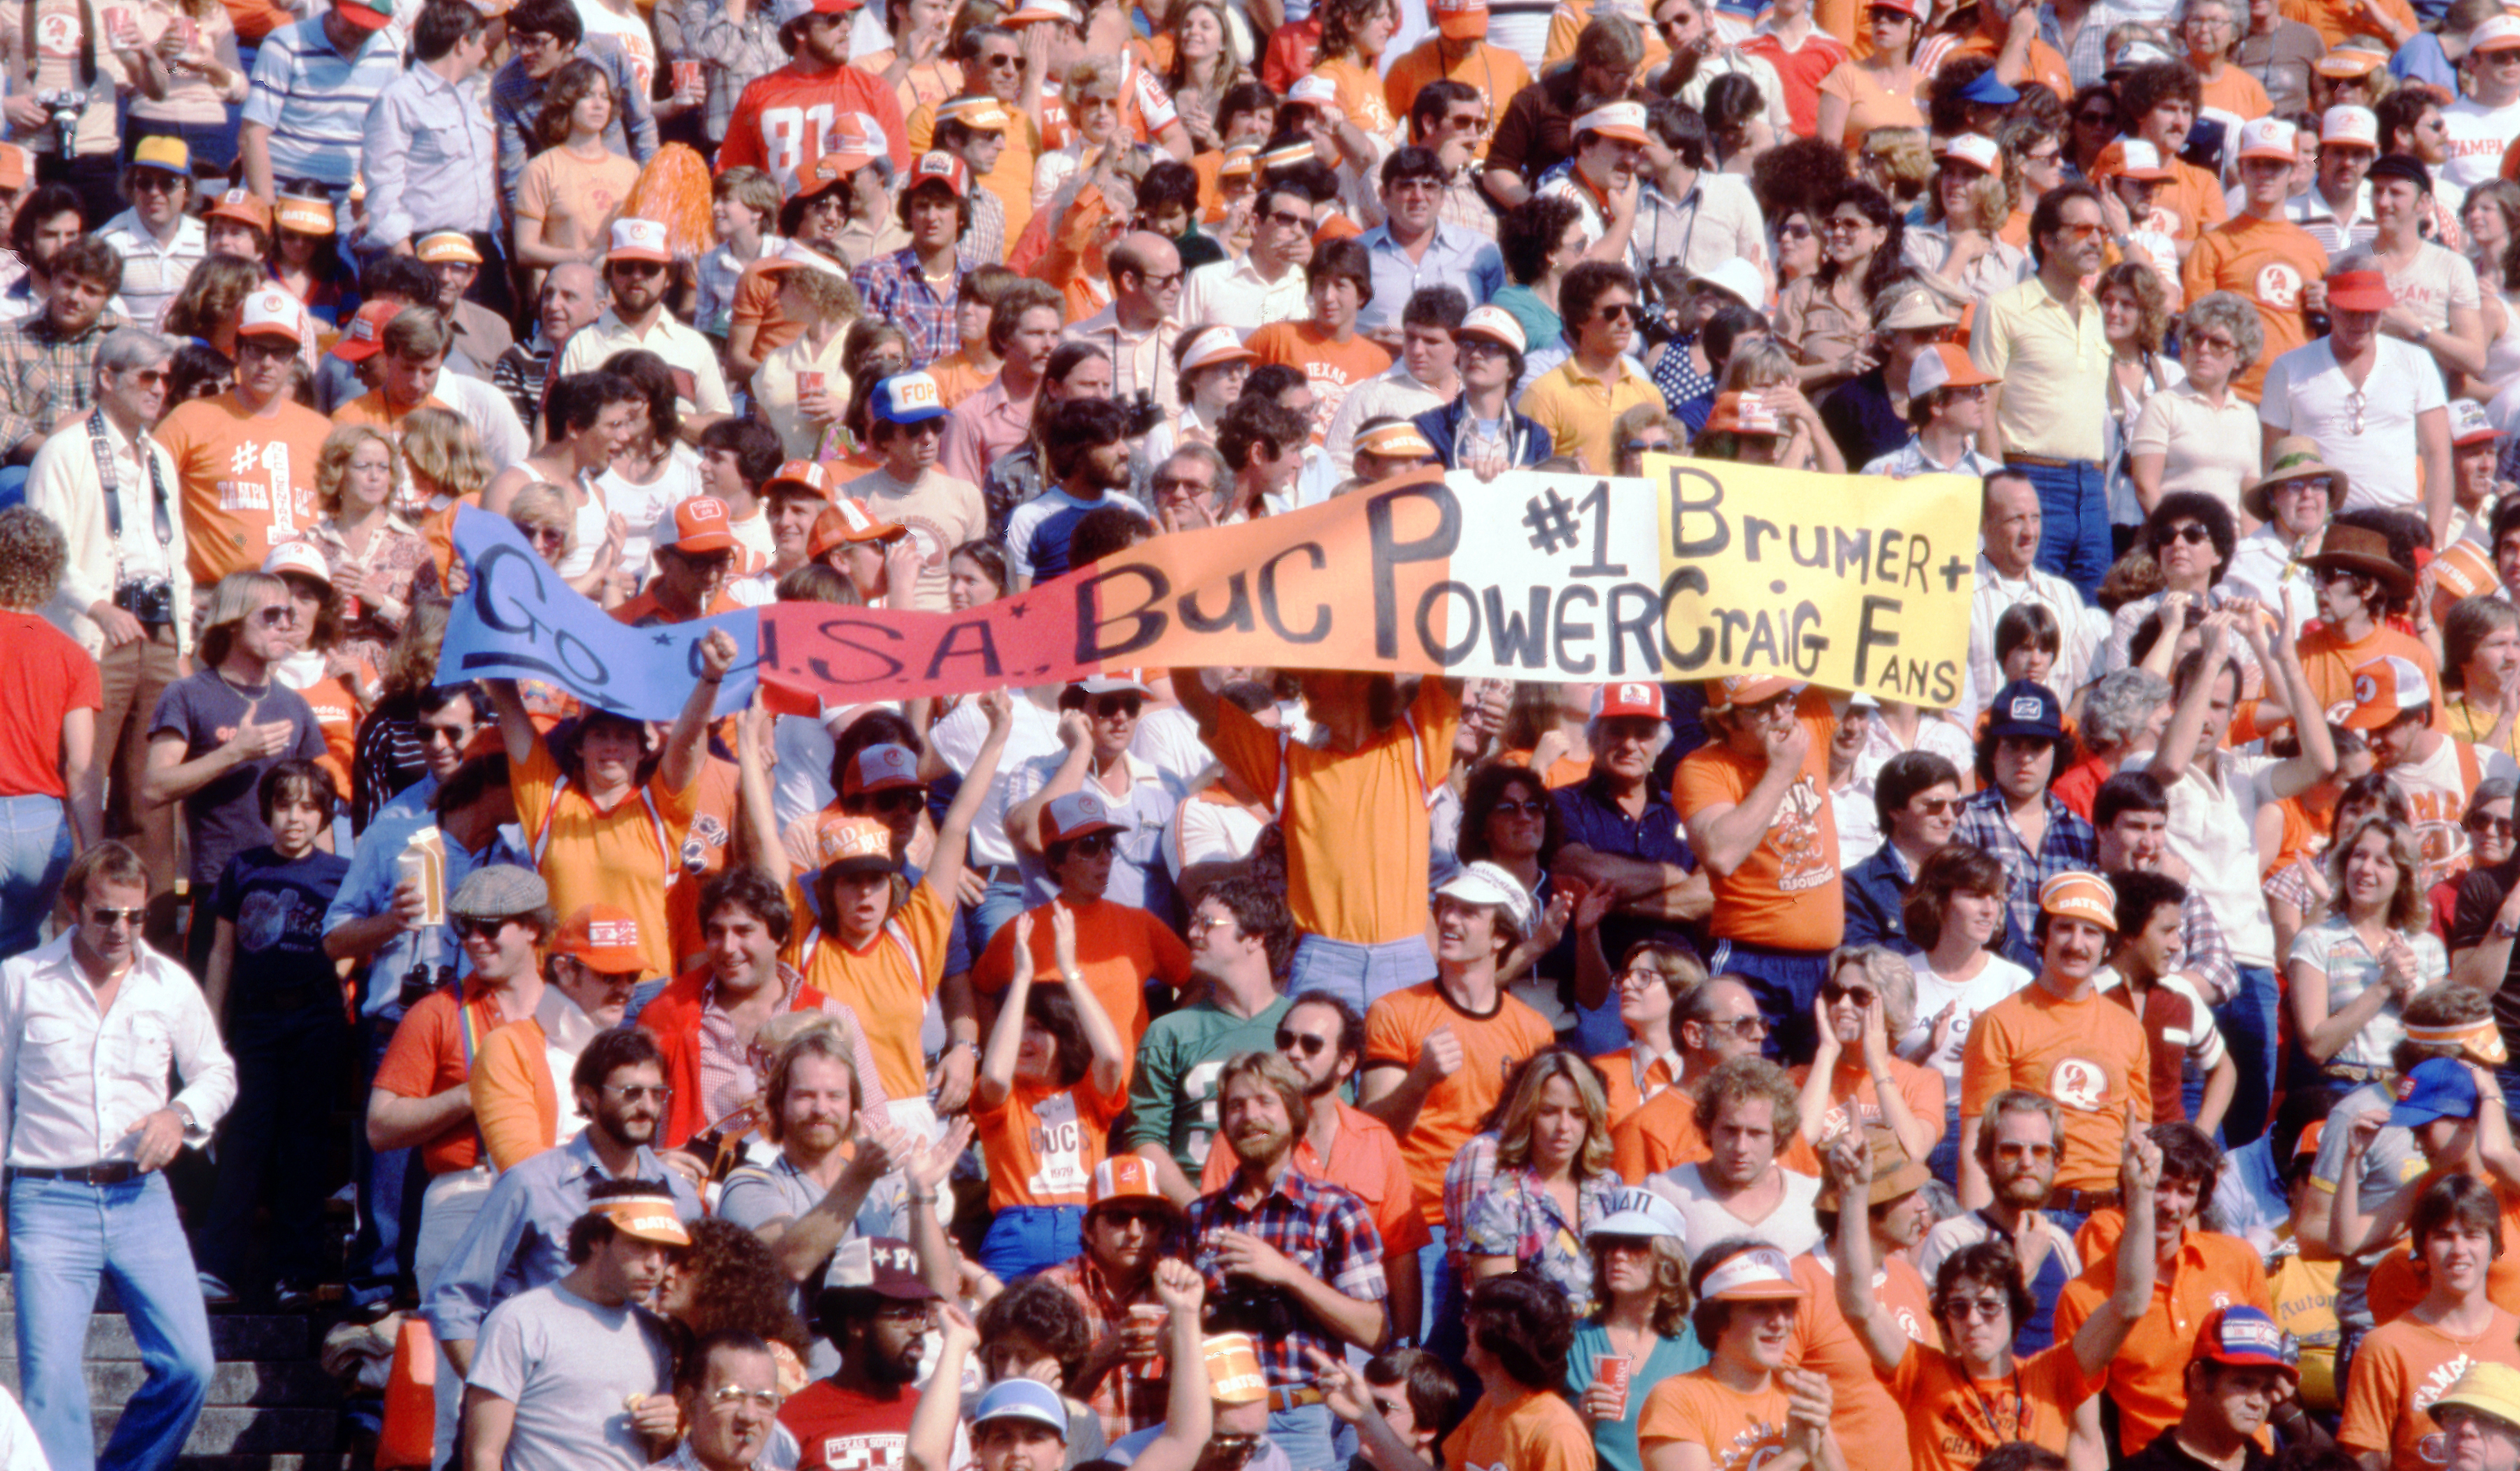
[1573,100,1651,146]
[1039,790,1132,847]
[654,496,737,556]
[606,217,673,265]
[2452,397,2498,447]
[1285,75,1340,109]
[2471,13,2520,48]
[841,743,923,796]
[2321,104,2379,149]
[803,118,886,187]
[1454,305,1527,354]
[2094,138,2176,182]
[2343,655,2435,730]
[1907,342,1999,399]
[331,299,402,363]
[1704,390,1785,436]
[1178,325,1259,375]
[766,459,834,500]
[1697,1243,1807,1302]
[1433,0,1488,40]
[2236,116,2299,162]
[238,286,308,344]
[907,151,969,197]
[1937,132,2001,174]
[1592,682,1667,720]
[262,541,330,585]
[769,0,861,24]
[550,905,646,972]
[808,498,906,558]
[1088,1155,1182,1214]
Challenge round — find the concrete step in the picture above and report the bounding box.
[0,1359,336,1407]
[0,1312,315,1362]
[107,1407,337,1456]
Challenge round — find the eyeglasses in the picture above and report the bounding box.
[524,524,568,549]
[86,907,143,929]
[1778,221,1813,239]
[1821,982,1877,1006]
[2276,476,2332,498]
[120,368,168,385]
[1069,832,1119,856]
[130,172,183,194]
[1492,798,1549,816]
[873,1302,934,1324]
[1137,270,1185,290]
[864,788,926,817]
[1388,177,1444,195]
[1704,1015,1769,1039]
[1992,1141,2057,1161]
[602,1083,674,1102]
[1947,383,1990,401]
[2078,108,2118,125]
[1943,1296,2010,1322]
[1623,437,1674,453]
[1093,695,1143,718]
[708,1386,781,1410]
[255,605,298,626]
[2315,566,2365,587]
[238,339,297,362]
[611,259,668,278]
[1264,209,1312,228]
[1153,474,1214,496]
[1210,1435,1263,1466]
[454,916,516,940]
[2471,814,2518,837]
[2188,333,2238,354]
[420,724,472,746]
[1189,912,1237,935]
[1275,1027,1334,1057]
[1909,796,1956,816]
[2160,522,2212,545]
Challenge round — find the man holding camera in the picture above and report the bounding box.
[1065,231,1185,441]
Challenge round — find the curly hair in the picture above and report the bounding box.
[670,1218,811,1355]
[1690,1054,1800,1138]
[315,423,399,518]
[2325,814,2429,935]
[536,59,615,151]
[1816,179,1906,303]
[976,1276,1095,1387]
[1458,762,1565,868]
[1933,1239,2036,1336]
[2098,259,2172,354]
[0,505,66,611]
[2180,290,2265,373]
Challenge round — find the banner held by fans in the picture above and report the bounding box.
[759,463,1974,703]
[439,506,760,720]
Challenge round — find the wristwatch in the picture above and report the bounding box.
[2491,918,2519,941]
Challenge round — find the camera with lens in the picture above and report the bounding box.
[1123,389,1163,438]
[398,961,454,1010]
[1205,1281,1301,1339]
[114,577,176,627]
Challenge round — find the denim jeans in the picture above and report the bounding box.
[975,1204,1084,1283]
[11,1171,214,1471]
[1707,940,1831,1066]
[197,1001,349,1295]
[963,877,1030,959]
[1268,1402,1338,1471]
[346,1012,415,1309]
[2214,965,2281,1149]
[0,792,70,959]
[2008,457,2112,600]
[1287,933,1438,1015]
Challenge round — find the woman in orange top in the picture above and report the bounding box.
[1309,0,1403,155]
[1637,1239,1842,1471]
[971,904,1130,1283]
[1585,940,1702,1128]
[1792,947,1946,1166]
[1827,1124,2161,1471]
[1814,0,1928,155]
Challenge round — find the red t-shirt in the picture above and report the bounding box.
[717,63,911,196]
[779,1379,920,1471]
[0,612,99,797]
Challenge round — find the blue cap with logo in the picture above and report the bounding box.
[2190,1306,2300,1378]
[2388,1057,2483,1128]
[974,1379,1069,1438]
[870,371,948,426]
[1985,680,2066,742]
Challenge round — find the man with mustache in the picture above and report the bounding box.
[469,905,655,1170]
[1917,1089,2082,1353]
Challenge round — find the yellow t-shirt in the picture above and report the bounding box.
[512,737,696,980]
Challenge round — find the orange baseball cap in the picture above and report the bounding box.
[2342,655,2432,730]
[655,496,738,557]
[550,905,646,972]
[766,459,835,501]
[808,499,906,559]
[2038,872,2117,930]
[815,811,898,876]
[1432,0,1488,40]
[1704,674,1805,713]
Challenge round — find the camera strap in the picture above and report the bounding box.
[88,407,172,552]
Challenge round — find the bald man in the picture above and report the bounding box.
[1067,230,1184,433]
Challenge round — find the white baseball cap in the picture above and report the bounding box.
[2236,116,2298,162]
[2321,105,2379,149]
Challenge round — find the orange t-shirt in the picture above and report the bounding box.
[332,391,454,440]
[372,984,522,1176]
[2339,1308,2520,1471]
[1244,321,1394,445]
[2158,158,2230,244]
[511,737,697,980]
[971,896,1195,1056]
[1671,690,1844,951]
[160,391,335,583]
[1787,1054,1948,1147]
[1886,1341,2099,1471]
[1444,1387,1597,1471]
[2053,1222,2275,1451]
[1637,1370,1790,1471]
[2365,1185,2520,1323]
[2282,0,2417,46]
[1609,1087,1824,1180]
[790,880,956,1102]
[2198,64,2272,120]
[974,1071,1128,1211]
[1364,982,1557,1227]
[1312,56,1397,141]
[731,258,807,364]
[2180,213,2327,403]
[2300,625,2449,735]
[1500,748,1590,790]
[1381,40,1529,159]
[1941,34,2072,102]
[1593,1046,1680,1129]
[1788,1253,1929,1471]
[1208,677,1457,945]
[1959,982,2152,1192]
[663,758,741,972]
[291,669,363,795]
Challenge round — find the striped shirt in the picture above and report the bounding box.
[243,16,407,188]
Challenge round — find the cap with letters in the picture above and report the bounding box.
[2039,872,2118,931]
[870,371,948,425]
[550,905,646,972]
[654,497,737,556]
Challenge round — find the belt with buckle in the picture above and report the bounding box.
[1268,1387,1324,1411]
[8,1162,139,1185]
[2052,1186,2122,1215]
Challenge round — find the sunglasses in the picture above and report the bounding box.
[1492,797,1548,816]
[2054,222,2110,241]
[253,605,293,626]
[1069,832,1119,856]
[867,787,926,814]
[1909,796,1956,816]
[1264,208,1312,228]
[131,172,183,193]
[1822,216,1872,234]
[1623,438,1674,454]
[1821,982,1877,1006]
[1702,1015,1768,1039]
[1778,221,1814,239]
[454,916,516,940]
[1093,695,1143,718]
[524,524,568,548]
[2160,523,2212,545]
[1275,1028,1334,1057]
[1595,301,1642,322]
[2470,814,2517,837]
[420,724,472,746]
[87,907,144,929]
[602,1082,673,1102]
[1944,1297,2010,1322]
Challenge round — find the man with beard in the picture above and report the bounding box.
[469,907,654,1169]
[659,1330,785,1471]
[0,233,122,461]
[426,1030,699,1397]
[1036,1157,1187,1440]
[780,1237,946,1471]
[1788,1127,1935,1471]
[1958,872,2152,1221]
[1191,1051,1390,1471]
[463,1179,685,1471]
[1004,398,1144,592]
[2426,1363,2520,1471]
[2120,1307,2312,1471]
[1919,1089,2083,1354]
[719,1022,960,1374]
[556,220,734,442]
[1128,879,1298,1199]
[2057,1124,2273,1463]
[1200,994,1427,1346]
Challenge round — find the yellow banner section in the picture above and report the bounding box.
[1649,454,1978,706]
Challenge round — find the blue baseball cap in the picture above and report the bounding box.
[974,1379,1069,1439]
[1956,70,2020,106]
[2388,1057,2482,1128]
[2190,1306,2300,1378]
[1985,679,2066,742]
[870,371,948,426]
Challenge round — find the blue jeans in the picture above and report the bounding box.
[346,1012,416,1309]
[2214,965,2281,1149]
[198,1001,350,1295]
[2008,457,2111,599]
[1287,933,1437,1015]
[963,876,1030,960]
[1707,940,1831,1066]
[12,1171,214,1471]
[0,792,70,958]
[976,1204,1083,1283]
[1928,1100,1963,1190]
[1268,1401,1338,1471]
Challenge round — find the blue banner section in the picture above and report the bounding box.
[438,505,760,720]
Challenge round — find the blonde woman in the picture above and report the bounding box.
[2288,813,2446,1080]
[1708,340,1847,473]
[1462,1049,1624,1300]
[402,406,493,591]
[311,424,433,676]
[1900,138,2029,307]
[753,265,862,461]
[1854,127,1932,214]
[1162,0,1249,152]
[1791,945,1944,1166]
[1034,58,1134,212]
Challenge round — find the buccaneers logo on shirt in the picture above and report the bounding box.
[2256,263,2304,310]
[1765,777,1834,893]
[2048,1056,2112,1111]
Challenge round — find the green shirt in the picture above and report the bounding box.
[1124,994,1294,1176]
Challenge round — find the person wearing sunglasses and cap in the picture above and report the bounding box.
[2260,259,2456,548]
[839,372,985,612]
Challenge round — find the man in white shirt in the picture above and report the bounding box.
[2283,106,2377,258]
[554,218,735,440]
[1178,184,1315,333]
[1970,470,2099,714]
[2442,15,2520,193]
[1065,232,1184,431]
[1644,1054,1823,1258]
[95,137,204,330]
[0,840,237,1471]
[2258,263,2455,544]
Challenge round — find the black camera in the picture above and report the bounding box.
[1205,1280,1301,1339]
[1123,389,1164,438]
[115,578,175,627]
[398,961,454,1010]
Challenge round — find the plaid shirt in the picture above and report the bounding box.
[1954,788,2099,970]
[1037,1253,1170,1441]
[0,310,119,450]
[669,0,785,148]
[850,248,969,370]
[1189,1166,1387,1388]
[2174,885,2239,1007]
[967,188,1007,267]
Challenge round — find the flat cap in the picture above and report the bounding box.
[449,864,550,919]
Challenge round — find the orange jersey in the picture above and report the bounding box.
[2198,64,2272,120]
[1940,33,2071,102]
[511,737,696,980]
[2181,214,2327,403]
[1671,690,1844,951]
[1959,982,2151,1192]
[2300,625,2449,734]
[1592,1045,1681,1129]
[160,391,334,584]
[974,1071,1128,1210]
[1245,322,1394,444]
[2339,1308,2520,1471]
[1788,1054,1947,1147]
[1638,1369,1790,1471]
[2054,1222,2274,1450]
[1788,1253,1928,1471]
[1610,1087,1823,1180]
[1886,1341,2099,1471]
[2158,158,2230,243]
[1445,1388,1597,1471]
[2282,0,2417,46]
[790,881,955,1102]
[1364,982,1556,1226]
[971,896,1195,1056]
